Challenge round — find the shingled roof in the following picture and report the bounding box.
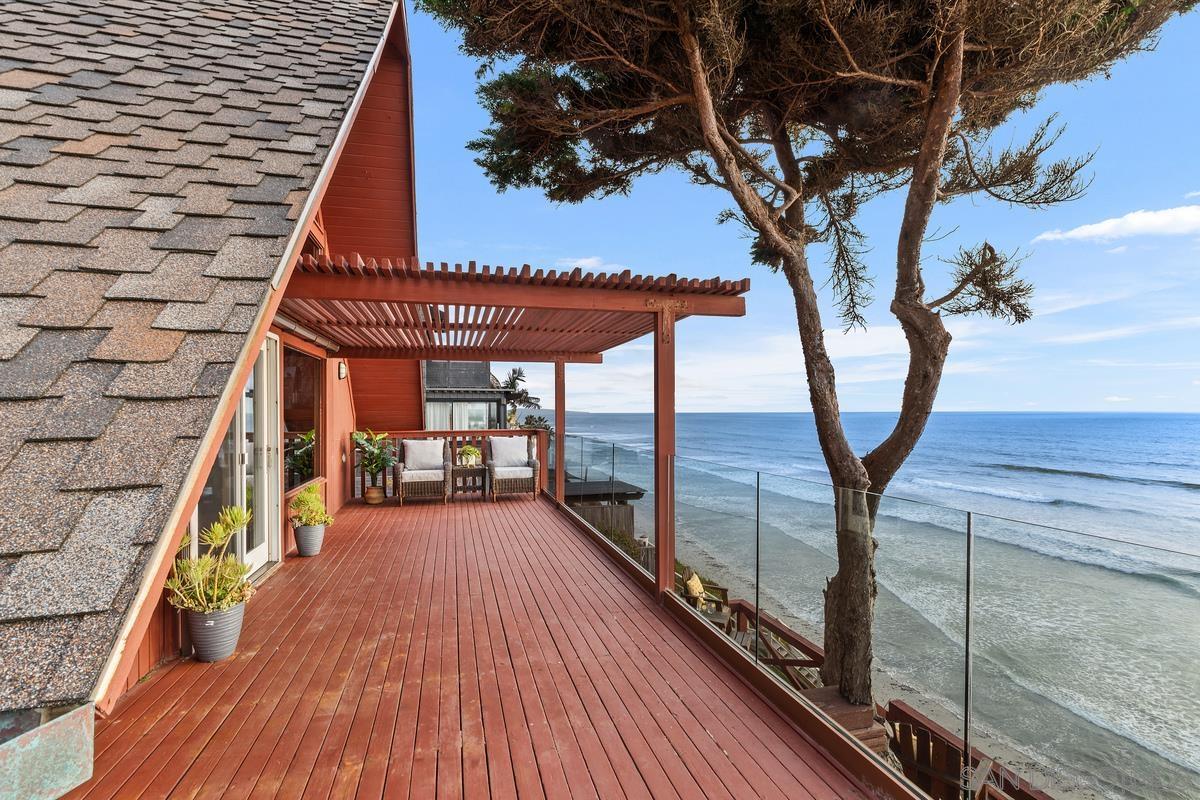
[0,0,395,711]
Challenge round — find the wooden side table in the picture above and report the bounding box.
[452,464,487,500]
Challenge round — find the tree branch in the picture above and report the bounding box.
[926,265,982,310]
[896,31,965,303]
[817,0,930,95]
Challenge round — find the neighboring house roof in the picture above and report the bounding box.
[0,0,394,711]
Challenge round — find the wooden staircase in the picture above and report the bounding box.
[800,685,890,756]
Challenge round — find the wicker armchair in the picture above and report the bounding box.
[395,438,451,505]
[486,436,539,500]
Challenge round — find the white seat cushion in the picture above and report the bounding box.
[403,439,444,470]
[489,436,528,468]
[493,466,533,480]
[402,468,444,483]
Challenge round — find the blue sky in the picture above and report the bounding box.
[407,5,1200,413]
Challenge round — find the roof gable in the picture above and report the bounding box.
[0,0,395,712]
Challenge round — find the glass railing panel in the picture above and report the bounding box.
[609,441,656,574]
[869,489,969,798]
[579,434,614,485]
[754,471,836,690]
[755,473,969,796]
[969,513,1200,800]
[673,455,759,644]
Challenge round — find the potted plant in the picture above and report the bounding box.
[164,506,256,662]
[285,429,315,484]
[290,484,333,556]
[352,429,397,504]
[457,443,482,467]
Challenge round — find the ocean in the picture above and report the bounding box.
[558,412,1200,800]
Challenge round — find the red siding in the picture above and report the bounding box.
[346,358,422,431]
[118,592,180,695]
[323,358,357,511]
[319,41,416,259]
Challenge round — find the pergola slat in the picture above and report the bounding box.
[279,252,748,361]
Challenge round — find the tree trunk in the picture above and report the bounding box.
[823,486,878,703]
[776,249,878,702]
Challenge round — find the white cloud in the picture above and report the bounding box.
[1105,245,1128,254]
[1034,205,1200,242]
[523,320,995,412]
[1045,315,1200,344]
[555,256,626,272]
[1084,359,1200,370]
[1186,191,1200,199]
[1104,395,1133,403]
[1035,285,1157,316]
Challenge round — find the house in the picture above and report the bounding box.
[0,2,925,799]
[422,360,513,430]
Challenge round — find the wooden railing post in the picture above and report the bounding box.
[554,359,566,504]
[535,429,549,493]
[653,308,676,596]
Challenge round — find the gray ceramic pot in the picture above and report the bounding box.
[295,524,325,557]
[187,603,244,662]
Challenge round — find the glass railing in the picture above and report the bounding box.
[559,434,657,576]
[556,433,1200,800]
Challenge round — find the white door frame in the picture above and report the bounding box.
[243,334,281,574]
[187,334,281,577]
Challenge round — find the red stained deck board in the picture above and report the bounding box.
[69,498,866,800]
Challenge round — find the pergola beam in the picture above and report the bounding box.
[335,346,604,364]
[285,273,746,317]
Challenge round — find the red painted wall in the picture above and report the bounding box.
[118,593,180,696]
[323,357,357,512]
[345,358,423,431]
[319,40,416,259]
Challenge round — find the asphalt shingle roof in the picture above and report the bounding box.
[0,0,394,711]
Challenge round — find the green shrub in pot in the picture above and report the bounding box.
[290,484,333,557]
[352,429,397,504]
[164,506,256,662]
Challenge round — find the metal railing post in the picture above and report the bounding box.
[610,442,616,517]
[754,471,761,663]
[962,511,975,800]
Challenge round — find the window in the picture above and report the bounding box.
[283,347,321,489]
[424,401,498,430]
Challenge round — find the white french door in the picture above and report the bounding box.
[242,335,280,572]
[193,335,281,576]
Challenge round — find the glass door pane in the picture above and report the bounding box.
[196,422,239,552]
[242,342,275,573]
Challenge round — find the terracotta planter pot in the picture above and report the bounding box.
[294,524,325,556]
[186,603,244,662]
[364,485,385,505]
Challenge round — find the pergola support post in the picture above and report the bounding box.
[554,359,566,504]
[653,308,677,596]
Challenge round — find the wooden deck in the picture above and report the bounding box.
[70,497,867,799]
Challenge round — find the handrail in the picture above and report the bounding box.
[727,598,825,664]
[886,700,1054,800]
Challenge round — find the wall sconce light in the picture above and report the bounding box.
[337,361,347,380]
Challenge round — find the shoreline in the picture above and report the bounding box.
[685,548,1110,800]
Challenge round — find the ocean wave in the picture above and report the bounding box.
[913,478,1056,504]
[911,478,1115,512]
[985,463,1200,492]
[971,651,1200,777]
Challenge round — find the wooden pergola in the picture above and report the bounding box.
[281,254,750,593]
